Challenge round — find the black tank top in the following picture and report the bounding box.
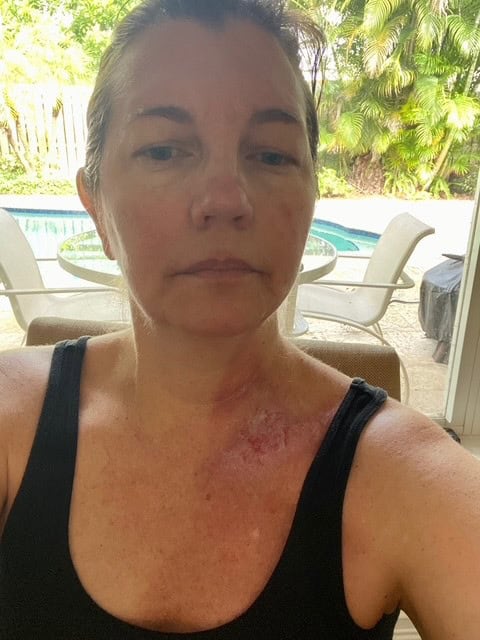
[0,338,399,639]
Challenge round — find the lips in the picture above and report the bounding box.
[181,258,257,275]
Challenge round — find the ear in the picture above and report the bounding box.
[76,168,115,260]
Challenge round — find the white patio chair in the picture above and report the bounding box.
[296,212,435,402]
[0,207,130,334]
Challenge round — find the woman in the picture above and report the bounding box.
[1,1,479,637]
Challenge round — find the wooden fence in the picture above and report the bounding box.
[0,84,91,179]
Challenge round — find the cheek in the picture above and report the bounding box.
[273,180,315,249]
[271,182,315,289]
[98,141,188,255]
[105,189,184,260]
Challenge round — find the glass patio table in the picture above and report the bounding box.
[58,230,123,288]
[58,230,337,334]
[58,230,337,285]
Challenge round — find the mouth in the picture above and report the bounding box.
[180,258,259,278]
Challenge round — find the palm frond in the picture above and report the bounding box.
[372,129,394,153]
[335,110,365,150]
[376,59,416,96]
[415,122,434,146]
[413,76,446,123]
[319,128,336,152]
[415,10,445,51]
[414,52,459,77]
[362,0,405,32]
[446,14,480,59]
[358,95,387,119]
[363,15,406,76]
[444,94,480,129]
[338,14,364,39]
[342,76,365,100]
[446,151,475,175]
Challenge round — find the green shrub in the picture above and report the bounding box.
[429,177,452,199]
[317,167,356,198]
[383,170,419,198]
[0,156,26,182]
[450,169,480,197]
[0,176,76,195]
[0,156,76,195]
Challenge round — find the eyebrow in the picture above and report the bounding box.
[132,105,302,128]
[133,105,194,124]
[249,108,302,127]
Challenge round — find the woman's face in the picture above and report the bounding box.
[86,18,316,337]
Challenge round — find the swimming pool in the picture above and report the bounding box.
[6,208,379,257]
[8,208,94,258]
[308,219,379,253]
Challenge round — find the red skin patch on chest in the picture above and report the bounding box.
[242,410,289,456]
[216,408,322,474]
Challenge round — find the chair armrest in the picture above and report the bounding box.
[335,251,372,259]
[309,270,415,290]
[0,286,116,296]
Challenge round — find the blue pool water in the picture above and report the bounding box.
[309,219,379,253]
[6,208,379,257]
[7,208,94,258]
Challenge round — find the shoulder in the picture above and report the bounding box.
[0,345,55,418]
[351,398,477,530]
[0,345,55,531]
[352,400,480,637]
[354,399,469,483]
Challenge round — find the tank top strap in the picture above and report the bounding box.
[298,376,387,524]
[276,377,393,637]
[320,377,388,487]
[2,337,89,552]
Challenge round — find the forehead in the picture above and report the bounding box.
[112,18,305,125]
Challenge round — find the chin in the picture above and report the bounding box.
[131,288,281,338]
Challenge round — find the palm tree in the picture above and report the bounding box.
[291,0,480,196]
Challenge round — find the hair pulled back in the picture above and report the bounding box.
[83,0,324,194]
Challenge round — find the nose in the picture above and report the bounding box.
[190,172,254,230]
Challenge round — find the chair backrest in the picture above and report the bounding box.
[293,338,401,400]
[25,317,129,345]
[0,208,49,329]
[25,317,402,400]
[359,212,435,310]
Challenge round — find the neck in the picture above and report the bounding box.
[118,314,292,421]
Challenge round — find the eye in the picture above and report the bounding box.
[141,146,186,161]
[252,150,297,167]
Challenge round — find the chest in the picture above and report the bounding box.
[68,426,309,632]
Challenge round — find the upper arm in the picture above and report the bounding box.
[369,409,480,639]
[0,347,52,535]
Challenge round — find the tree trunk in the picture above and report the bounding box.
[2,124,35,175]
